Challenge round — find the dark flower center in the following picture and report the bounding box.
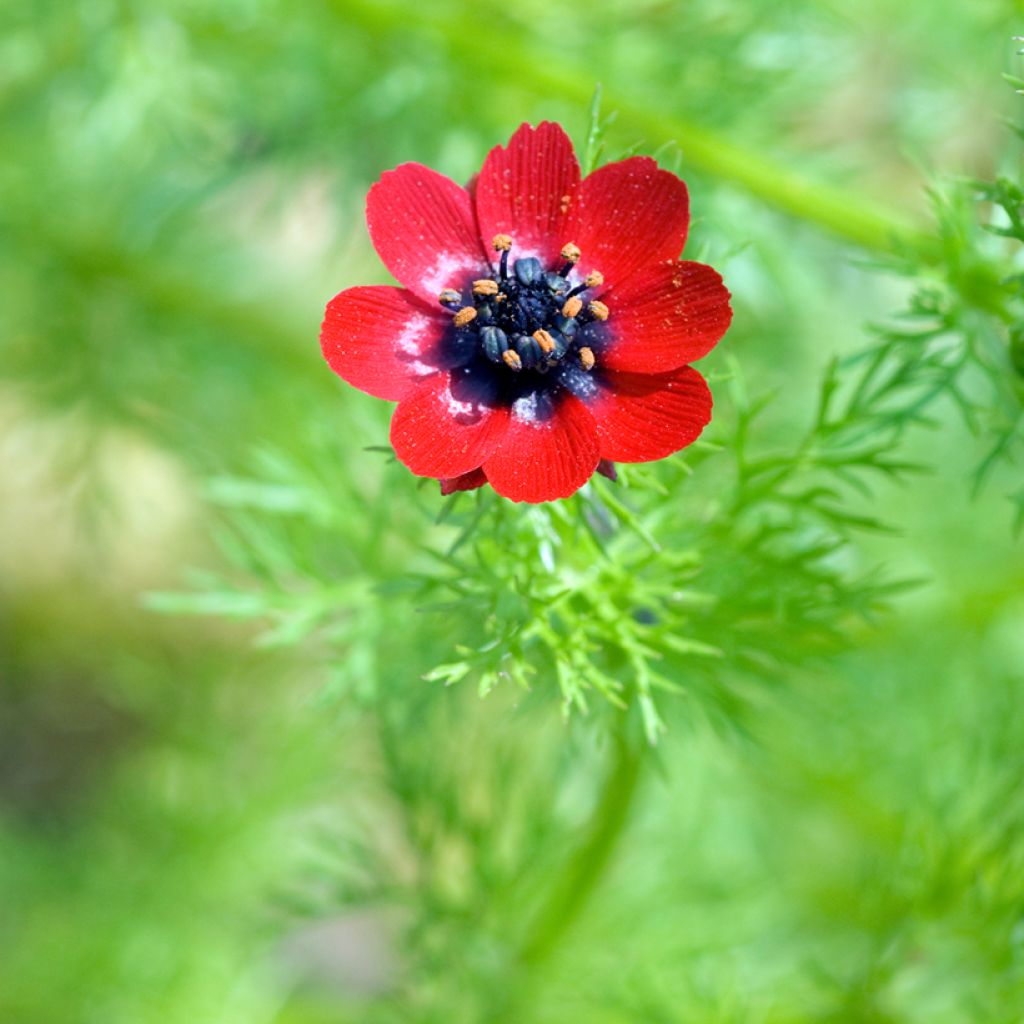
[438,237,607,376]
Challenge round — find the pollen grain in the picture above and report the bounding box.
[502,349,523,371]
[533,329,556,354]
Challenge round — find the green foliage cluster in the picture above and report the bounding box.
[154,150,1024,745]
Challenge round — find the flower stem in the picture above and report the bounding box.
[336,0,940,261]
[516,725,644,969]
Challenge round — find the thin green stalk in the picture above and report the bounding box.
[517,727,644,968]
[337,0,939,261]
[6,217,319,384]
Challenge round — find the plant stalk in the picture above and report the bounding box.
[517,726,644,969]
[337,0,939,262]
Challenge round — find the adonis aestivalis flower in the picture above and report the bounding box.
[321,122,732,503]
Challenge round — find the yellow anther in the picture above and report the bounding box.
[495,292,507,303]
[453,307,477,328]
[584,270,604,288]
[473,279,499,296]
[561,296,583,318]
[588,300,609,321]
[578,347,596,371]
[502,349,523,371]
[492,233,513,251]
[439,288,461,305]
[560,242,581,263]
[533,329,556,354]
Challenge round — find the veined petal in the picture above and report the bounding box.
[390,368,509,479]
[482,391,599,503]
[589,365,712,463]
[367,163,489,305]
[571,157,689,287]
[599,261,732,374]
[475,122,581,267]
[321,286,459,401]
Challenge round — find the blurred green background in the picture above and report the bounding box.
[3,1,1024,1021]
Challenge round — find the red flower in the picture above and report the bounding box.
[321,122,732,503]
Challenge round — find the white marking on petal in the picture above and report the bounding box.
[421,251,482,298]
[395,313,439,377]
[511,392,541,424]
[445,393,475,416]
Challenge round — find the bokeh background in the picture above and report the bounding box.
[3,1,1024,1021]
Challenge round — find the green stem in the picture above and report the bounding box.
[517,726,644,969]
[8,218,319,383]
[337,0,939,261]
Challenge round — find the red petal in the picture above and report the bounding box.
[440,468,487,495]
[591,365,712,463]
[474,122,580,267]
[571,157,689,286]
[320,286,454,401]
[390,369,509,479]
[366,163,489,305]
[482,392,599,503]
[600,261,732,374]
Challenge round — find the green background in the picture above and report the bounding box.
[2,1,1024,1021]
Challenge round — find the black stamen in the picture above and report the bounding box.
[515,333,543,370]
[480,326,508,362]
[544,272,568,294]
[514,257,542,286]
[455,245,607,377]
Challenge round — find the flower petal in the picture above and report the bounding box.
[598,261,732,374]
[474,122,581,267]
[366,163,489,305]
[440,468,487,495]
[589,365,712,463]
[571,157,690,286]
[482,391,599,503]
[390,368,510,479]
[321,286,463,401]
